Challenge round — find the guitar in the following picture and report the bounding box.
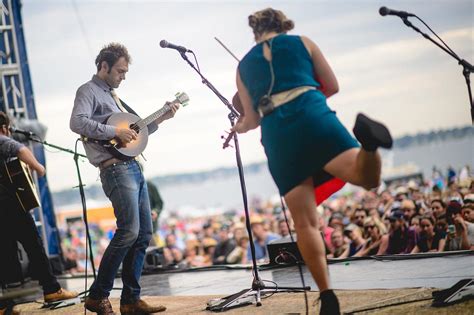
[0,159,40,212]
[102,92,189,159]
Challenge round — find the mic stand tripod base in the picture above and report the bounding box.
[206,281,311,312]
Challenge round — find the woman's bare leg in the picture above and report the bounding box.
[284,177,330,291]
[323,147,382,190]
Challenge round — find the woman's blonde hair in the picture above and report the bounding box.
[363,217,388,236]
[248,8,294,40]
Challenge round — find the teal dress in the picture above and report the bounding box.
[239,34,359,198]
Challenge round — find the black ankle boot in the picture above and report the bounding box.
[319,290,340,315]
[353,113,393,152]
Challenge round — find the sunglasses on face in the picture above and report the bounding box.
[355,216,365,219]
[364,225,375,230]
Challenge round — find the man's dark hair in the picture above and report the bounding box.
[95,43,132,72]
[0,111,10,128]
[431,199,445,208]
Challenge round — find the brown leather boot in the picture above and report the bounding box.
[44,288,78,303]
[84,297,115,315]
[120,299,166,314]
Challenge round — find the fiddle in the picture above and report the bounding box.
[222,92,244,149]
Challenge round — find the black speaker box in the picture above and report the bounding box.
[267,235,303,265]
[143,247,166,271]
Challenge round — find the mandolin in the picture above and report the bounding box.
[101,92,189,159]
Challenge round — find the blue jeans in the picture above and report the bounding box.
[89,160,152,304]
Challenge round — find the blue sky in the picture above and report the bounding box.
[21,0,473,191]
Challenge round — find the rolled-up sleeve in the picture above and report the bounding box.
[70,85,116,140]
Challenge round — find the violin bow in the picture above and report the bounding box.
[214,37,242,149]
[214,37,241,62]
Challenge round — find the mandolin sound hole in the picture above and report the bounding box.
[130,124,140,133]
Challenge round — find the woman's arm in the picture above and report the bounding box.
[376,235,389,255]
[231,71,261,134]
[300,36,339,98]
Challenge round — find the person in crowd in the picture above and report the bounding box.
[431,199,446,219]
[352,208,367,228]
[231,7,393,313]
[327,229,347,259]
[412,215,446,253]
[444,201,474,251]
[318,211,335,252]
[277,217,291,238]
[212,225,237,265]
[202,222,219,241]
[386,210,418,254]
[202,237,218,266]
[401,199,417,222]
[0,111,77,315]
[355,217,388,256]
[340,223,366,258]
[328,212,345,231]
[410,216,422,234]
[184,240,206,268]
[462,203,474,223]
[70,43,179,314]
[163,233,184,266]
[247,216,279,263]
[394,186,409,202]
[226,235,250,264]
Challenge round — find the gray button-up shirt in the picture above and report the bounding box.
[70,75,157,167]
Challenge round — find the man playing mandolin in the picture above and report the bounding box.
[70,43,179,314]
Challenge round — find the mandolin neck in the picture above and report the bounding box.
[136,104,170,129]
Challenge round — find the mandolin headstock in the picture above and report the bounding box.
[174,92,190,107]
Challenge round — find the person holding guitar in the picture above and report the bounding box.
[0,111,78,315]
[70,43,179,314]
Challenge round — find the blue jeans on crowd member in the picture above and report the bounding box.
[88,160,152,304]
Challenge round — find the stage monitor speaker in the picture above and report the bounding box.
[143,247,166,271]
[267,235,303,266]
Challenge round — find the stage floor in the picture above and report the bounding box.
[2,251,474,314]
[64,251,474,297]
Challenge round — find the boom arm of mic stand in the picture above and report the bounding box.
[29,137,87,159]
[179,52,240,118]
[401,17,474,122]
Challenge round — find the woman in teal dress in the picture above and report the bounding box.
[232,8,393,314]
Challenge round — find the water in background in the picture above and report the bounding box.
[53,131,473,216]
[159,135,473,214]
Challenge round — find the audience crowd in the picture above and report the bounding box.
[60,165,474,273]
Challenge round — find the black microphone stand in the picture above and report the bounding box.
[28,136,97,280]
[175,51,309,312]
[398,16,474,122]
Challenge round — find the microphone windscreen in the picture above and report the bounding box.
[379,6,388,16]
[13,118,47,141]
[159,40,168,48]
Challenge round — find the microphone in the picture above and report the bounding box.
[9,126,36,137]
[159,40,192,53]
[379,6,415,18]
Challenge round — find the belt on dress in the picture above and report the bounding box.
[258,85,317,117]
